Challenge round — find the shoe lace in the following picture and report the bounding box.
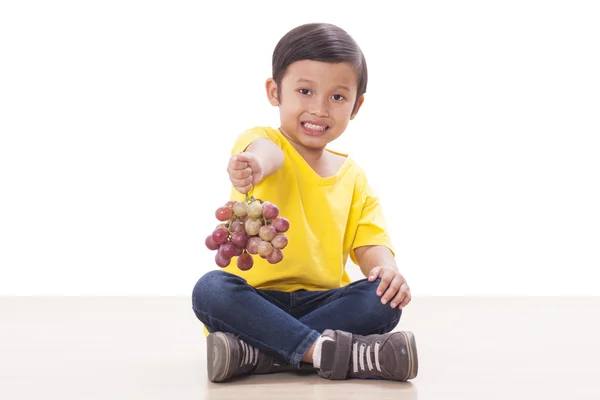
[238,340,259,368]
[352,340,382,373]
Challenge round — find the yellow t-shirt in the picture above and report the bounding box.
[218,126,394,292]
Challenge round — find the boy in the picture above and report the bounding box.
[192,22,418,382]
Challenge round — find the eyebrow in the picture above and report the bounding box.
[296,78,352,92]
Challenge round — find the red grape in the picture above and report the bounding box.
[272,217,289,233]
[219,242,236,259]
[225,201,236,207]
[212,227,228,244]
[231,232,248,248]
[259,225,277,241]
[216,206,233,222]
[237,253,254,271]
[247,202,263,219]
[233,246,243,257]
[262,202,279,219]
[245,219,262,235]
[246,237,261,254]
[215,253,231,268]
[266,248,283,264]
[271,234,288,249]
[257,241,273,257]
[230,220,245,233]
[205,235,219,251]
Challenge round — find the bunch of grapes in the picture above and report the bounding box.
[205,195,290,271]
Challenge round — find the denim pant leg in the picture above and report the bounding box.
[292,278,403,335]
[191,270,320,368]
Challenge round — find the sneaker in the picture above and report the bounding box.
[206,332,310,382]
[316,329,418,381]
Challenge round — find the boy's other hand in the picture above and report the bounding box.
[368,266,411,309]
[227,152,264,194]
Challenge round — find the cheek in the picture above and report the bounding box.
[283,97,305,116]
[333,120,349,134]
[333,105,355,121]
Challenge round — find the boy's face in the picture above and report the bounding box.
[266,60,364,153]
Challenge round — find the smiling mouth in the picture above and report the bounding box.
[301,122,329,132]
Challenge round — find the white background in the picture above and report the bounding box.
[1,0,598,296]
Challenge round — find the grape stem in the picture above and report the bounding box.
[226,217,240,235]
[245,194,264,204]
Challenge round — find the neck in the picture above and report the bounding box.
[279,128,326,164]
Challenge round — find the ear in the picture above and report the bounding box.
[350,95,365,120]
[265,78,280,106]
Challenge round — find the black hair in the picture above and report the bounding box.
[272,23,367,112]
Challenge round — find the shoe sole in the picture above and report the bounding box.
[207,332,231,382]
[401,331,419,380]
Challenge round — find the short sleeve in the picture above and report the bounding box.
[349,183,395,264]
[230,127,273,156]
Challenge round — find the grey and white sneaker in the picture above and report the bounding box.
[316,329,418,381]
[206,332,307,382]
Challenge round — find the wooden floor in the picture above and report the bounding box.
[1,296,599,399]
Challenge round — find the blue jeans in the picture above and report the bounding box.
[191,270,402,368]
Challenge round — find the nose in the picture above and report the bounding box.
[309,95,329,117]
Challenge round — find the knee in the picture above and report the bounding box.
[191,270,244,314]
[359,278,403,330]
[381,304,403,332]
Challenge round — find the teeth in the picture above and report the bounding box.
[303,122,327,131]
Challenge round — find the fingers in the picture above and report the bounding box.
[232,177,253,191]
[229,167,252,180]
[370,267,411,309]
[250,170,264,186]
[234,152,253,163]
[228,155,249,171]
[376,268,395,298]
[368,266,382,282]
[227,177,248,193]
[236,152,262,173]
[398,287,411,309]
[228,153,264,194]
[235,182,253,194]
[228,154,253,194]
[381,275,403,305]
[391,283,411,309]
[235,153,263,180]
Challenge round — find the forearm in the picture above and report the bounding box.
[354,245,398,277]
[246,138,284,179]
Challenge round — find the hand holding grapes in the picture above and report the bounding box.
[227,153,263,194]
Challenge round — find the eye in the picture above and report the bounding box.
[331,94,345,101]
[299,89,311,95]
